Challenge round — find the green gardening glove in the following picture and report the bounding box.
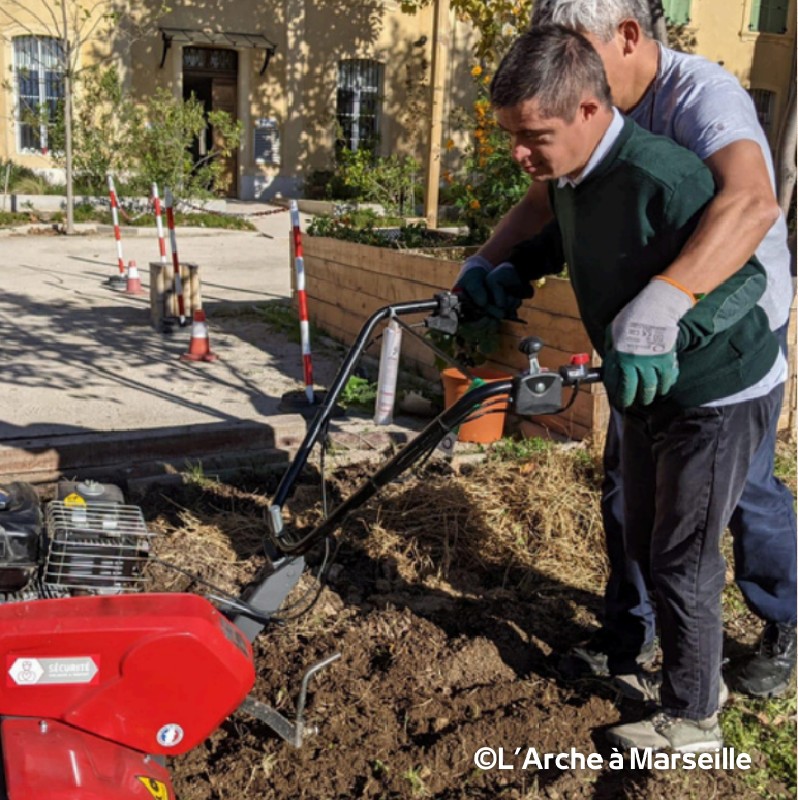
[603,278,693,408]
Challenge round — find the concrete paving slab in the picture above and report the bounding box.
[0,203,429,484]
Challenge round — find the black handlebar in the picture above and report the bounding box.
[265,292,602,554]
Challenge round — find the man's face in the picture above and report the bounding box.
[496,95,600,181]
[581,29,635,112]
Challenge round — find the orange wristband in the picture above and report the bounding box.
[651,274,697,305]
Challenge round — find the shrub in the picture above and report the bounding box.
[307,214,472,249]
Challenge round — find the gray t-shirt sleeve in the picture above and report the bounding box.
[671,77,766,162]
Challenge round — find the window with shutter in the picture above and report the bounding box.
[749,88,776,137]
[13,36,64,153]
[662,0,692,26]
[749,0,790,33]
[335,59,383,153]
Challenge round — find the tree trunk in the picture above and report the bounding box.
[424,0,450,229]
[649,1,668,44]
[60,0,74,234]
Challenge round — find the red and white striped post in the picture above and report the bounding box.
[151,182,168,266]
[164,188,187,326]
[107,174,126,279]
[290,199,314,404]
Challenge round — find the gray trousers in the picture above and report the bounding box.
[622,387,778,719]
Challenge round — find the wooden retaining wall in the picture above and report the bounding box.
[302,236,608,440]
[302,237,797,440]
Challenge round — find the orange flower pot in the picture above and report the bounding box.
[440,367,512,444]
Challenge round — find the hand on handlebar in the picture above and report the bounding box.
[484,263,534,321]
[452,255,492,309]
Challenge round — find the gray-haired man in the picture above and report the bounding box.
[455,0,795,701]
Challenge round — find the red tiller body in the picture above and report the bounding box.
[0,593,255,761]
[2,718,174,799]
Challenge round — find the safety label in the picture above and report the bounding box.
[7,656,99,686]
[137,776,171,799]
[156,723,184,748]
[62,492,87,507]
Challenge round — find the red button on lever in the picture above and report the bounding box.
[570,353,590,365]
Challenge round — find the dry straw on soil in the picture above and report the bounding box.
[142,441,608,603]
[350,442,607,595]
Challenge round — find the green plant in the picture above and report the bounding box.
[8,175,51,195]
[182,460,219,488]
[426,315,500,370]
[134,88,243,198]
[339,376,378,410]
[333,149,421,216]
[446,95,531,240]
[487,436,555,462]
[0,210,46,226]
[307,214,472,249]
[0,159,38,191]
[721,694,797,798]
[402,767,429,797]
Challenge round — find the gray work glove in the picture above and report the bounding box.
[484,262,535,320]
[453,254,493,310]
[603,279,694,408]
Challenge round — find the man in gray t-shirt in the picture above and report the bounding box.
[453,0,796,703]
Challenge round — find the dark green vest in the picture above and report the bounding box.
[510,117,777,408]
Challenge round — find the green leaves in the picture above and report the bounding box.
[333,149,421,217]
[47,67,242,198]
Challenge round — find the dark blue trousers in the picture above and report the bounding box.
[600,323,796,658]
[623,391,776,718]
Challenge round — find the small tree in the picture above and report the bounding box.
[47,65,142,195]
[135,88,242,198]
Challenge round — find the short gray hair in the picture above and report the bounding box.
[490,26,612,120]
[531,0,654,42]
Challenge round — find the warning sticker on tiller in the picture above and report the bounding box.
[7,656,99,686]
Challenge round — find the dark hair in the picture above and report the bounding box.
[490,25,612,121]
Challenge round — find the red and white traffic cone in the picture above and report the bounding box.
[124,260,144,295]
[180,310,218,362]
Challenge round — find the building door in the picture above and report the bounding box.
[183,47,238,197]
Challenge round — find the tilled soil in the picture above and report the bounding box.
[141,454,793,800]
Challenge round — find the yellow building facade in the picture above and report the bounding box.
[0,1,795,199]
[664,0,797,148]
[0,0,477,199]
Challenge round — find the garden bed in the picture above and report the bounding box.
[140,437,797,799]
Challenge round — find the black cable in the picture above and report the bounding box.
[149,541,332,624]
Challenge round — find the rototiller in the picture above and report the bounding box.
[0,292,599,798]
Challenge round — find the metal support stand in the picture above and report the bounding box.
[239,653,341,747]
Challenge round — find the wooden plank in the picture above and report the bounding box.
[306,258,444,305]
[0,420,301,484]
[517,417,593,442]
[303,238,608,438]
[305,237,459,286]
[524,277,582,319]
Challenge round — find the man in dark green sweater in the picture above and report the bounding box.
[485,26,779,751]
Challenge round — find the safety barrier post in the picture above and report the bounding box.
[164,188,188,326]
[106,174,127,288]
[290,200,314,404]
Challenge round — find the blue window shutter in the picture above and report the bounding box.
[751,0,789,33]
